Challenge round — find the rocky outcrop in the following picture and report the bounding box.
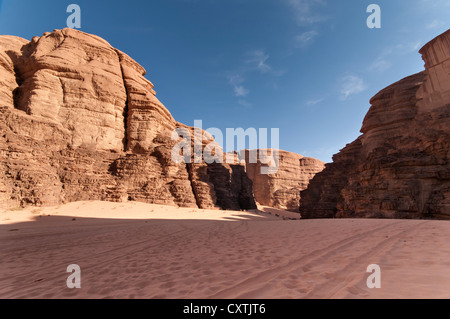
[300,29,450,219]
[0,28,256,211]
[244,149,325,212]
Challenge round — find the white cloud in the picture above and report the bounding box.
[228,74,249,97]
[368,58,392,72]
[410,41,423,52]
[287,1,327,51]
[234,85,249,97]
[426,20,445,29]
[295,30,319,47]
[246,50,272,74]
[227,49,285,102]
[306,98,325,106]
[340,75,367,99]
[392,41,423,54]
[367,38,425,74]
[287,0,328,25]
[228,74,244,85]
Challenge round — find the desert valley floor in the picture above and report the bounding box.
[1,201,450,299]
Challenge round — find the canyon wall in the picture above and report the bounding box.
[0,28,256,211]
[245,149,325,212]
[300,29,450,219]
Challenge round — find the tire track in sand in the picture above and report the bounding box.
[208,220,410,298]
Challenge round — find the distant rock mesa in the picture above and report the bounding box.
[0,28,256,211]
[300,29,450,219]
[244,149,325,212]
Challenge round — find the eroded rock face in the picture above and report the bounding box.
[300,29,450,219]
[173,123,256,211]
[12,29,128,152]
[0,28,255,211]
[116,49,176,153]
[244,149,325,212]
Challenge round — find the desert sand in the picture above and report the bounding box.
[1,201,450,299]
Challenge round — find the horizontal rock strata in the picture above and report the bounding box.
[244,149,325,212]
[0,28,256,211]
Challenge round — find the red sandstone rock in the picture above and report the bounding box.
[0,28,256,211]
[300,29,450,219]
[245,149,325,212]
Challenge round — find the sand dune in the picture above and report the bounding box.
[1,201,450,299]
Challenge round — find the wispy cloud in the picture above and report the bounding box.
[368,38,424,73]
[295,30,319,47]
[340,75,367,100]
[392,41,423,55]
[287,0,328,25]
[287,0,327,50]
[228,74,249,97]
[234,85,249,97]
[244,50,286,76]
[306,97,325,106]
[410,41,423,52]
[227,49,286,105]
[368,58,392,72]
[246,50,272,74]
[426,19,445,29]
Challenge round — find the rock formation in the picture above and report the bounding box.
[0,28,256,211]
[300,29,450,219]
[244,149,325,211]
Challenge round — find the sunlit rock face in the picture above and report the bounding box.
[0,28,256,211]
[244,149,325,212]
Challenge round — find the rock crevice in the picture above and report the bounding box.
[116,50,129,152]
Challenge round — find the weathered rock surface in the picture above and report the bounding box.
[174,124,256,211]
[300,29,450,219]
[0,28,256,211]
[244,149,325,212]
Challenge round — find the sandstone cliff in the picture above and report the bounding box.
[300,29,450,219]
[244,149,325,212]
[0,28,256,211]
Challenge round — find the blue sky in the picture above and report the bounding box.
[0,0,448,162]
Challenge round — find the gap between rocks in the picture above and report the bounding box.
[115,49,129,153]
[186,163,202,209]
